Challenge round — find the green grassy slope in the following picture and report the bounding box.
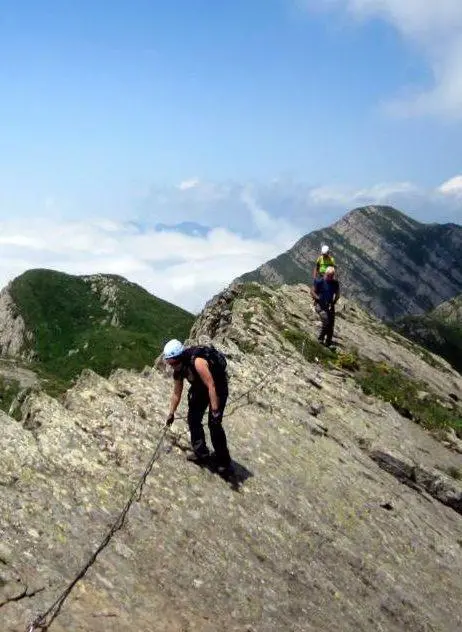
[9,269,194,386]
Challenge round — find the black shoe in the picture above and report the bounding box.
[186,452,210,464]
[218,463,239,488]
[216,461,234,477]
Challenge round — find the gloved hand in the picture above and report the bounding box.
[166,413,175,427]
[210,409,223,424]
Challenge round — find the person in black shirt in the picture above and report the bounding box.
[310,266,340,347]
[163,339,233,475]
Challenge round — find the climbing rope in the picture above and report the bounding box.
[26,423,169,632]
[25,353,306,631]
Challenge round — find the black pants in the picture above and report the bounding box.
[187,381,231,467]
[316,304,335,345]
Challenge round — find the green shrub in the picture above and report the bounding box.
[446,466,462,480]
[282,328,332,363]
[333,351,360,371]
[240,283,272,303]
[355,358,462,437]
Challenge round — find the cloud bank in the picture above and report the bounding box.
[0,175,460,313]
[0,194,302,314]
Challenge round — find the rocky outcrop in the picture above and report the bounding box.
[2,282,462,631]
[0,287,34,360]
[237,205,462,321]
[432,294,462,323]
[82,274,129,327]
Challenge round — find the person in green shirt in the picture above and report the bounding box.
[313,244,335,279]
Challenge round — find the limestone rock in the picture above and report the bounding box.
[2,282,462,631]
[0,287,34,360]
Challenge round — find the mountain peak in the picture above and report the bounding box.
[337,204,421,230]
[237,206,462,321]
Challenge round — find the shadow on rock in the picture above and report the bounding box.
[188,454,254,492]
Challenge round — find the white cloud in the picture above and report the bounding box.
[177,178,201,191]
[304,176,462,224]
[0,214,302,314]
[309,181,421,206]
[240,189,301,246]
[438,174,462,197]
[304,0,462,118]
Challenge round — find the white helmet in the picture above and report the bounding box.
[163,339,185,359]
[321,244,329,254]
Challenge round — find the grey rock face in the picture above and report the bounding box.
[237,205,462,321]
[82,274,126,326]
[2,283,462,631]
[432,294,462,323]
[0,287,34,360]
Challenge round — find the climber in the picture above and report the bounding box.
[163,339,233,477]
[313,244,336,280]
[311,266,340,348]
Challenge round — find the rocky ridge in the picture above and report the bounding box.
[1,282,462,631]
[237,205,462,321]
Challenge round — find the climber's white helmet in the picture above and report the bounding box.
[321,244,329,255]
[163,339,185,360]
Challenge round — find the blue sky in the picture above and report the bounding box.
[0,0,461,311]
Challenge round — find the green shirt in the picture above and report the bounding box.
[316,254,335,275]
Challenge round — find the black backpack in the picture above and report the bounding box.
[190,344,227,378]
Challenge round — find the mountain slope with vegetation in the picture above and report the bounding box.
[0,269,193,394]
[236,205,462,321]
[2,281,462,632]
[393,294,462,375]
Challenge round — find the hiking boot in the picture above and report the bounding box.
[216,461,234,478]
[186,451,210,464]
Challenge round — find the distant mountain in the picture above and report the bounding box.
[236,205,462,321]
[393,294,462,374]
[0,269,194,392]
